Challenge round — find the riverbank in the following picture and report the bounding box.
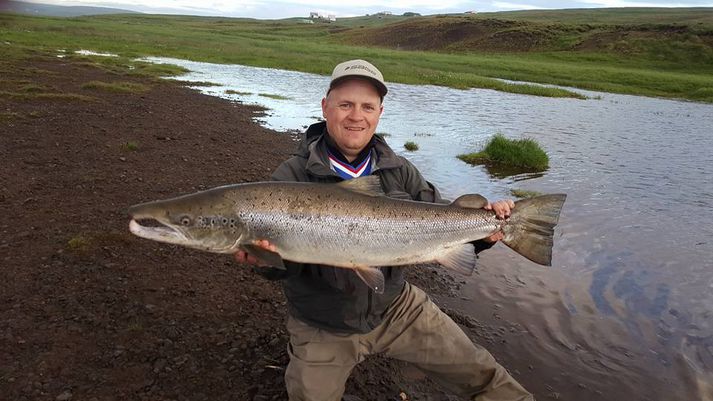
[2,10,713,102]
[0,53,546,400]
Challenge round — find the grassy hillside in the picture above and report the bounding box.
[1,9,712,102]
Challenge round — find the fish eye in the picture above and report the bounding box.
[180,216,192,225]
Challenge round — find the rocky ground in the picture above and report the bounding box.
[1,55,529,401]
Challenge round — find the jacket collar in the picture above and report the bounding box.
[298,121,403,178]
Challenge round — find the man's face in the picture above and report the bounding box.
[322,78,383,161]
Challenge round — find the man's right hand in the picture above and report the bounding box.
[234,239,277,266]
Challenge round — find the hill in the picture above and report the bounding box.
[1,9,712,102]
[335,9,713,68]
[0,0,138,17]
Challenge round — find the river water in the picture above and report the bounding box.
[144,57,713,399]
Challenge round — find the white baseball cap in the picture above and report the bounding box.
[328,59,388,97]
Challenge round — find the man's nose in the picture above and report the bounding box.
[347,106,364,120]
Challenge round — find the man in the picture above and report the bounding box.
[235,59,533,401]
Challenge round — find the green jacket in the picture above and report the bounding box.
[262,122,490,333]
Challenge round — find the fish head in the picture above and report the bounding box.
[128,188,247,253]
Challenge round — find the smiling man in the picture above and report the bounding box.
[235,59,531,401]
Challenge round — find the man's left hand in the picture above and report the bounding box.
[483,199,515,243]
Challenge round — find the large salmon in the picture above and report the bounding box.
[128,176,566,293]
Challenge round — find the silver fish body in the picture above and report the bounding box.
[129,176,566,292]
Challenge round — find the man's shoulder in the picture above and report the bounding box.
[272,155,309,181]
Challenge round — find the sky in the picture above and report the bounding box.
[22,0,713,19]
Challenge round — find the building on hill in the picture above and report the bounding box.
[308,11,336,22]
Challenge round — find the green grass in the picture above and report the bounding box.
[67,235,90,251]
[0,90,96,101]
[82,80,150,93]
[122,141,139,151]
[0,111,22,122]
[458,134,549,171]
[225,89,252,95]
[510,188,543,198]
[404,141,419,151]
[258,93,291,100]
[0,10,712,101]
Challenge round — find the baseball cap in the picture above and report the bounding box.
[328,59,388,98]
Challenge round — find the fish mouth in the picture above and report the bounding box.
[129,219,188,245]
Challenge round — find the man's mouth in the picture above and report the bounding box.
[345,127,365,131]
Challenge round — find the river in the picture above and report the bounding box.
[144,57,713,400]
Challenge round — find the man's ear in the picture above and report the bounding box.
[321,97,327,119]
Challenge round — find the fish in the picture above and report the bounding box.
[128,176,566,293]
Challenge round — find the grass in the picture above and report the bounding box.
[458,134,549,172]
[67,235,90,251]
[0,111,22,122]
[225,89,252,95]
[0,90,96,102]
[511,188,543,198]
[122,141,139,151]
[0,11,711,101]
[81,80,150,93]
[258,93,291,100]
[404,141,419,151]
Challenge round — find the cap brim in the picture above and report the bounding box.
[329,75,387,97]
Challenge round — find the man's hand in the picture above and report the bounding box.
[234,239,277,266]
[483,199,515,243]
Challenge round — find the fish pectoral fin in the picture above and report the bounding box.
[354,266,385,294]
[436,243,476,276]
[241,244,286,270]
[337,176,386,197]
[453,194,488,209]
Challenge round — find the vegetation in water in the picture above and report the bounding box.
[404,141,419,151]
[510,188,543,198]
[458,134,549,172]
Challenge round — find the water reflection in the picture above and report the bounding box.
[143,57,713,399]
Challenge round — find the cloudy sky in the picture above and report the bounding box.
[24,0,713,19]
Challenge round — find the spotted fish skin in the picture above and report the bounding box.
[128,176,566,292]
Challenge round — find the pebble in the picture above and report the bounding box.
[56,391,72,401]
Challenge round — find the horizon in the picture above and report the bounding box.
[15,0,713,20]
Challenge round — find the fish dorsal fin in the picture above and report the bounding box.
[354,266,386,294]
[453,194,488,209]
[436,243,477,276]
[336,176,386,197]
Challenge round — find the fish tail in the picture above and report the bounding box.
[501,194,567,266]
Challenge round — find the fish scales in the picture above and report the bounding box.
[128,176,566,292]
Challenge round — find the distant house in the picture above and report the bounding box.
[465,10,477,14]
[376,11,392,16]
[308,11,336,22]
